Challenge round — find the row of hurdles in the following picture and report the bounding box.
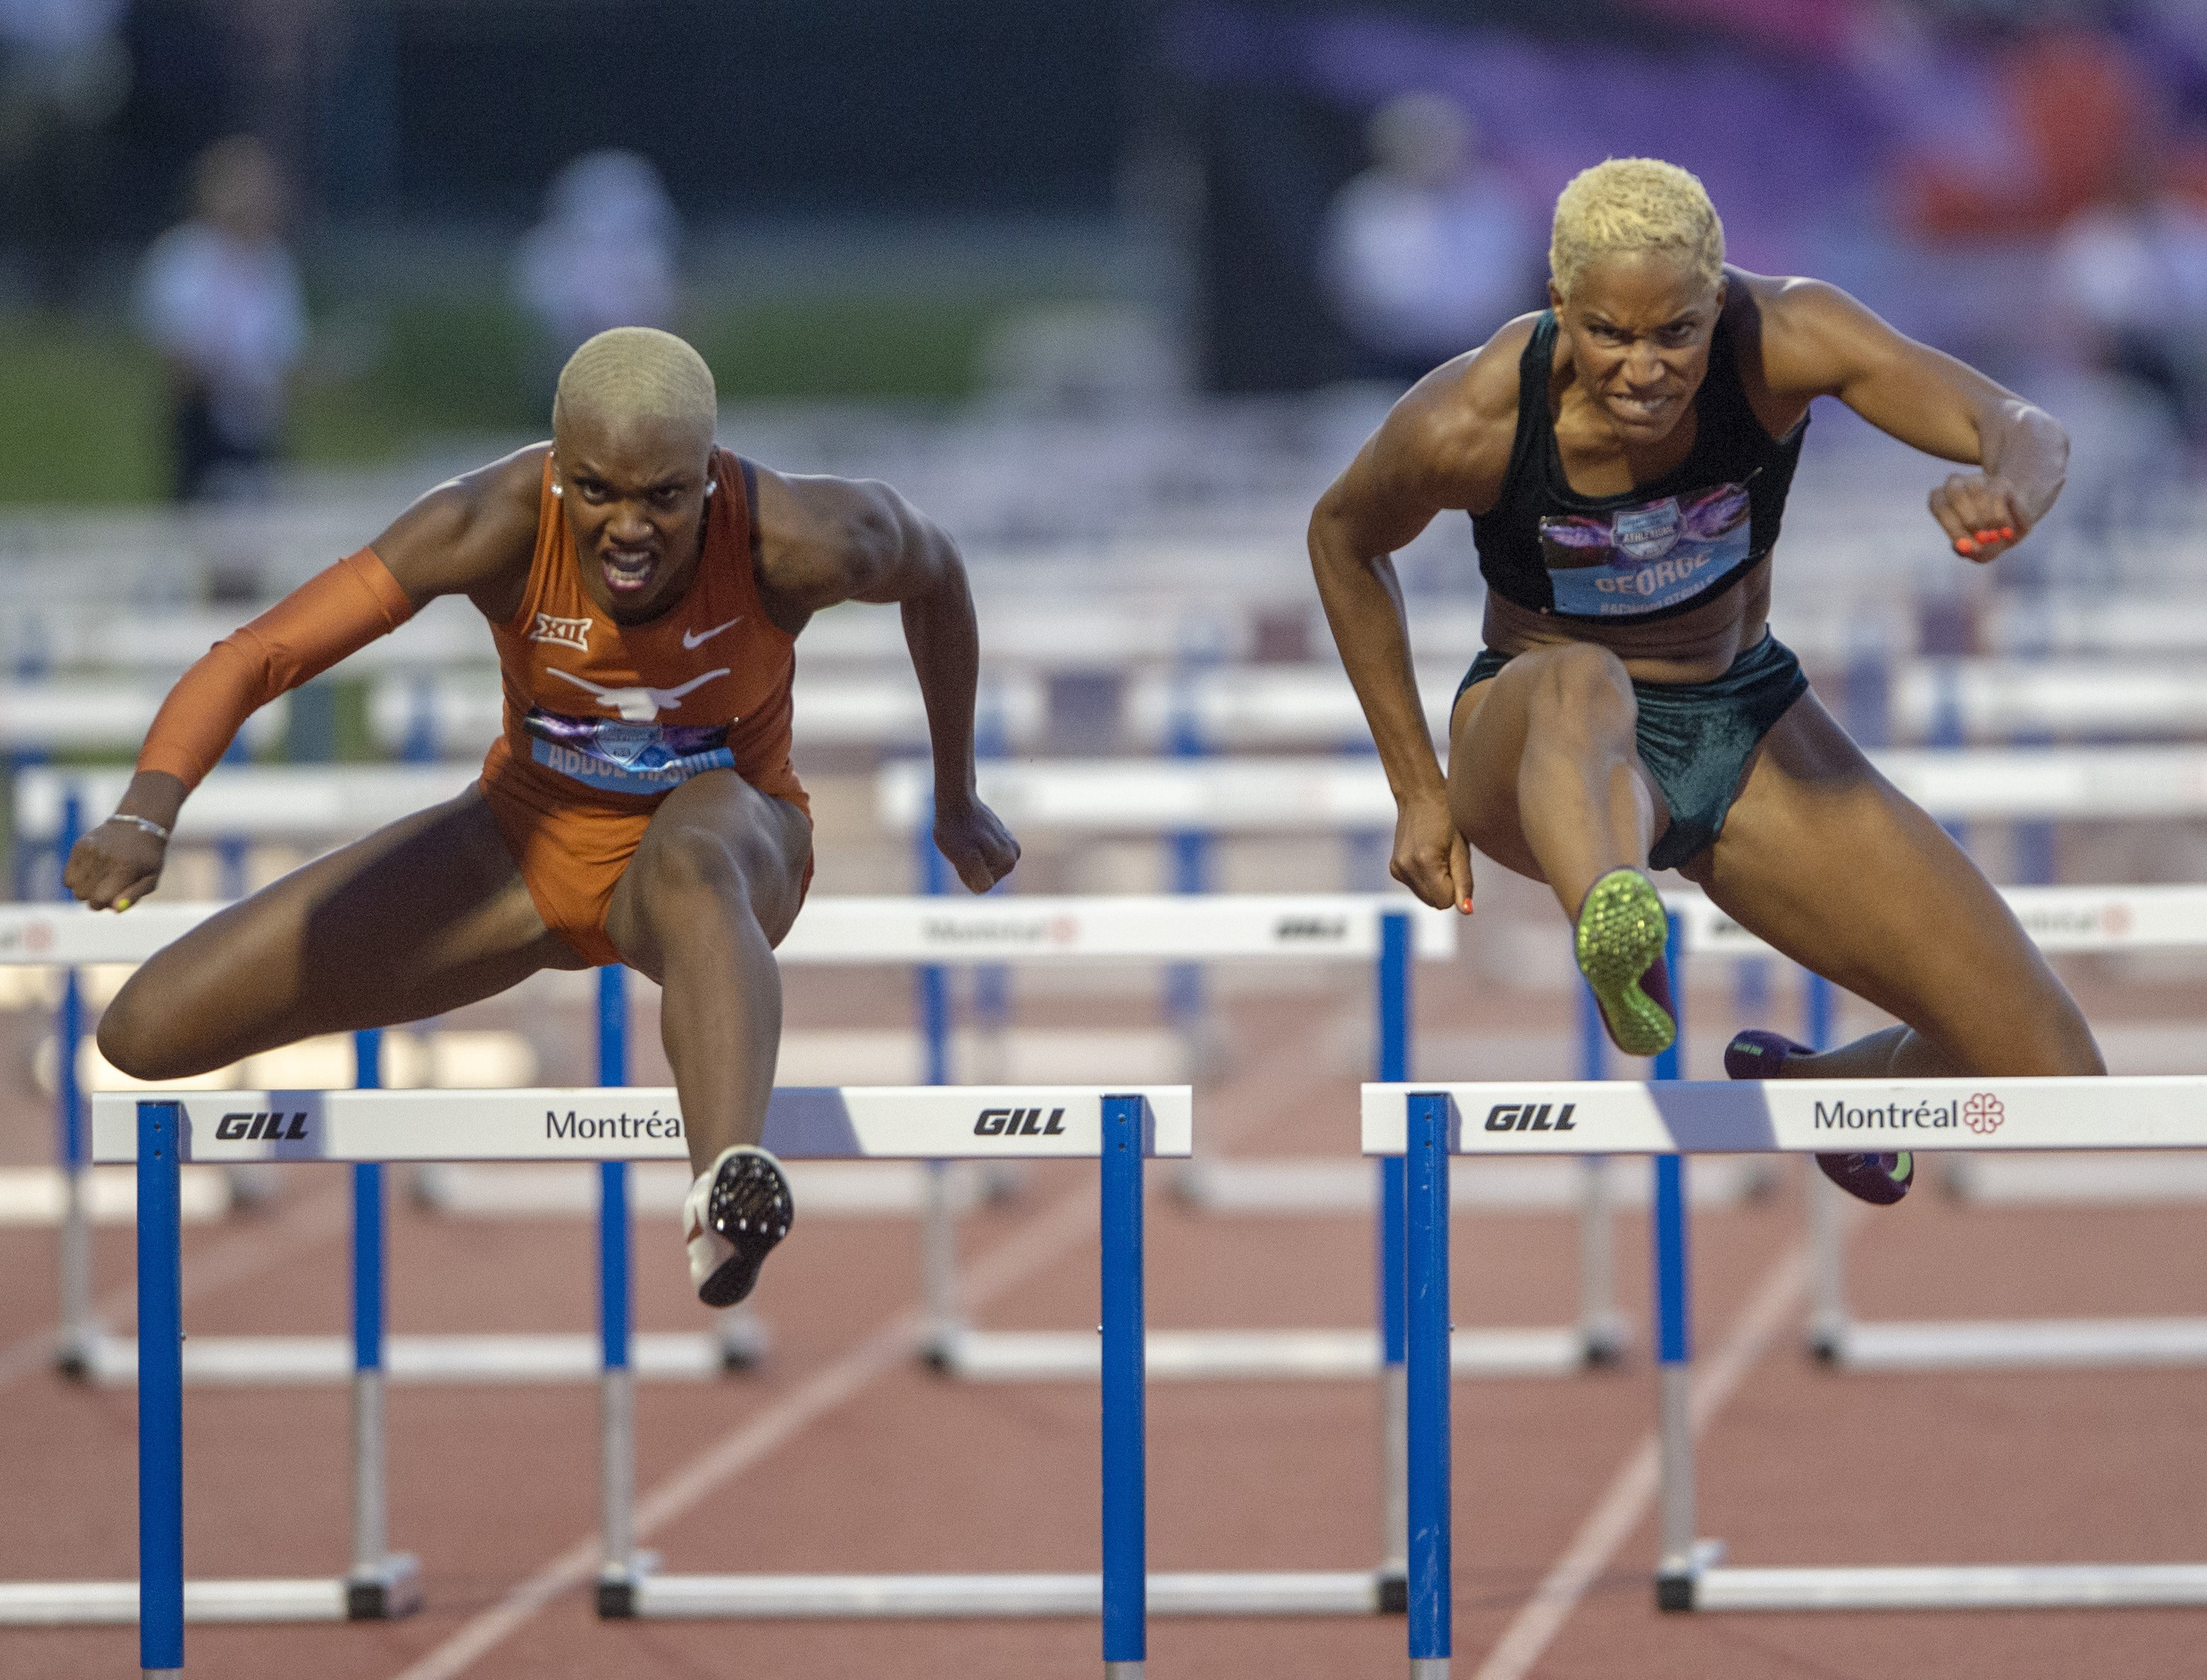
[13,1070,2207,1680]
[20,878,2207,1399]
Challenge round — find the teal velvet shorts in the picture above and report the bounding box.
[1454,633,1809,870]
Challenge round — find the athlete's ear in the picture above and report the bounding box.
[1547,278,1566,314]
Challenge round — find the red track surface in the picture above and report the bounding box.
[4,982,2207,1678]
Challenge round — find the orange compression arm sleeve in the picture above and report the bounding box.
[136,547,419,789]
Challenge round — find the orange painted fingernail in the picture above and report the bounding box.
[1461,898,1474,914]
[1955,536,1976,555]
[1998,526,2015,539]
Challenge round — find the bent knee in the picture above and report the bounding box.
[96,982,202,1084]
[1521,642,1635,733]
[636,819,792,921]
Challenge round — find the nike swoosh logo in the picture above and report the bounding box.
[683,617,743,650]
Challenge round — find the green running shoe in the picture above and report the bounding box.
[1574,867,1676,1058]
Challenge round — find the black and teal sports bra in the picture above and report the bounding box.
[1470,309,1805,622]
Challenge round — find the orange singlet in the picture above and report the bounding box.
[479,449,811,965]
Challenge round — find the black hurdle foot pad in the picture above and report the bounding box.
[1655,1569,1697,1613]
[1378,1572,1408,1615]
[346,1554,423,1620]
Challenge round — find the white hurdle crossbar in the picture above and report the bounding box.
[72,1084,1223,1676]
[1365,1076,2207,1662]
[880,747,2207,838]
[1672,884,2207,1375]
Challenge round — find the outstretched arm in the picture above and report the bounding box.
[67,450,542,911]
[752,468,1019,894]
[1758,278,2069,566]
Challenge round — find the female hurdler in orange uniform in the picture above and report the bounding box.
[67,327,1020,1305]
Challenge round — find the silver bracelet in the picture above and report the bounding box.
[104,813,171,843]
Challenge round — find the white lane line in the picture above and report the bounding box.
[386,1182,1102,1680]
[1470,1235,1814,1680]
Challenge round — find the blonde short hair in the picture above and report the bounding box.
[553,326,716,439]
[1548,158,1725,300]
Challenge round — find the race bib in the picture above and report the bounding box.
[1539,481,1752,617]
[524,709,735,795]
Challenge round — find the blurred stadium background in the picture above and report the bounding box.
[6,0,2207,1024]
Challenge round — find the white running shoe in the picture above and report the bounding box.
[682,1144,794,1307]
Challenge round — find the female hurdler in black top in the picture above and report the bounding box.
[1310,158,2101,1205]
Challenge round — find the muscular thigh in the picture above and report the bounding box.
[106,787,579,1076]
[603,770,812,981]
[1446,649,1669,882]
[1685,688,2098,1074]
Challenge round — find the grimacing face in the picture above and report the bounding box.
[1550,251,1726,445]
[550,407,715,622]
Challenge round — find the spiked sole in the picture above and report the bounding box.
[699,1150,794,1308]
[1575,869,1676,1058]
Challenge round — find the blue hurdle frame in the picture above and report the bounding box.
[1399,914,1687,1674]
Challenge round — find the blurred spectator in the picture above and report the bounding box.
[513,150,681,398]
[0,0,129,303]
[135,136,307,503]
[1319,94,1539,383]
[2052,170,2207,446]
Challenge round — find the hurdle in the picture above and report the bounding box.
[1366,1075,2207,1647]
[775,892,1626,1383]
[72,1083,1187,1671]
[3,896,764,1384]
[0,1042,424,1634]
[1671,883,2207,1373]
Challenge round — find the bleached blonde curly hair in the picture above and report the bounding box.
[1548,158,1726,300]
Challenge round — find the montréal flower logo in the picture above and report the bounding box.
[1963,1093,2005,1135]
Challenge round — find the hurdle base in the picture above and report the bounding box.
[595,1550,661,1619]
[1656,1540,1729,1613]
[621,1569,1393,1619]
[1579,1311,1631,1367]
[0,1576,356,1625]
[53,1320,104,1383]
[1816,1316,2207,1373]
[1671,1560,2207,1612]
[344,1552,422,1620]
[931,1326,1603,1383]
[80,1329,759,1385]
[713,1309,773,1373]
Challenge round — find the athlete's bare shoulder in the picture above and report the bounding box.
[747,459,951,631]
[1723,268,1896,405]
[368,443,547,613]
[1325,312,1540,538]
